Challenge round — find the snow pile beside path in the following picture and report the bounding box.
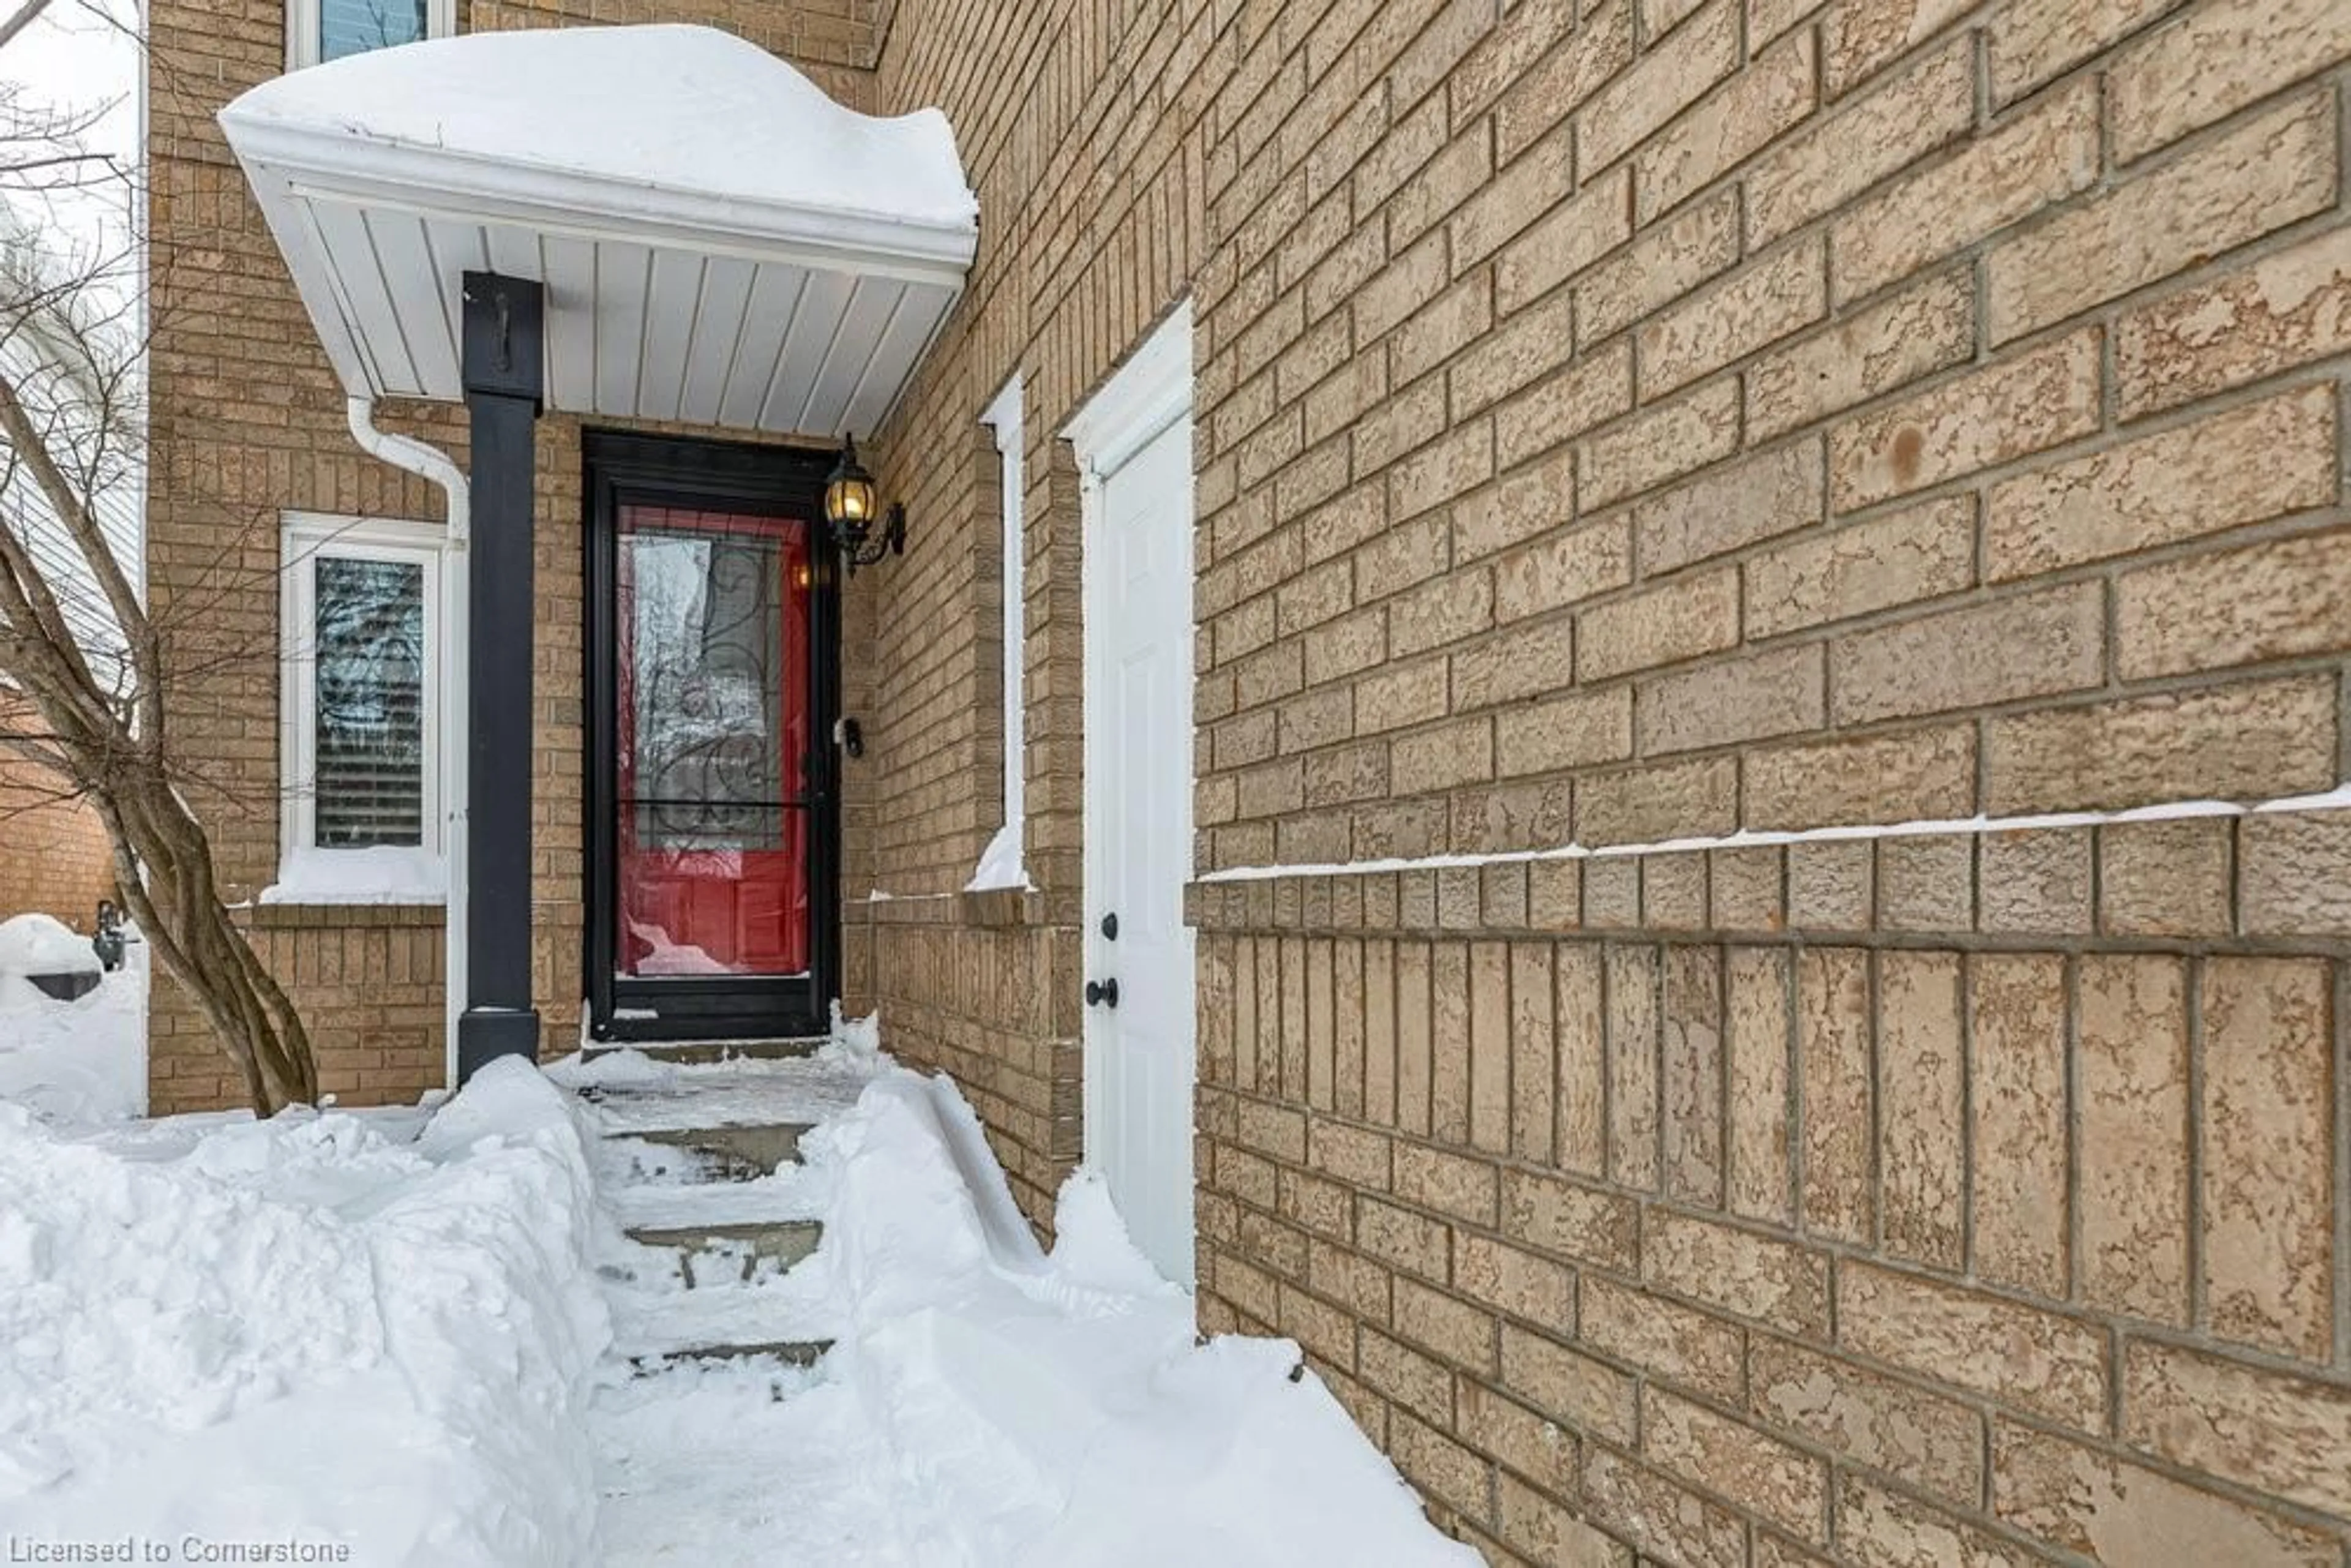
[792,1073,1479,1566]
[0,1060,613,1566]
[0,939,145,1122]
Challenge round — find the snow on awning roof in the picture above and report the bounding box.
[219,26,978,437]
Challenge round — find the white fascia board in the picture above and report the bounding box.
[225,116,978,283]
[225,116,978,408]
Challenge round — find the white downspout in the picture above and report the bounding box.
[345,397,469,1090]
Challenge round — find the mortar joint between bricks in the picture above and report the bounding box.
[2184,955,2210,1340]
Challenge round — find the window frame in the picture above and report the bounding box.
[971,372,1030,891]
[277,511,447,895]
[285,0,453,72]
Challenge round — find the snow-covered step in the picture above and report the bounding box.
[628,1337,832,1373]
[610,1278,835,1371]
[625,1218,824,1288]
[583,1035,827,1065]
[610,1172,821,1231]
[553,1046,878,1144]
[592,1122,819,1187]
[604,1145,824,1286]
[577,1077,864,1138]
[632,1119,812,1177]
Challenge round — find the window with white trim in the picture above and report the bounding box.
[276,512,446,901]
[970,374,1030,892]
[287,0,451,70]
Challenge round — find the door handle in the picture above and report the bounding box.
[1085,978,1120,1009]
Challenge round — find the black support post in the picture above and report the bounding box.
[456,271,545,1084]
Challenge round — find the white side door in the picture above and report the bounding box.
[1074,307,1196,1287]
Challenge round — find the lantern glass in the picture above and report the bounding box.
[825,437,877,533]
[825,473,874,525]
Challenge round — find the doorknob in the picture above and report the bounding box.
[1086,978,1120,1008]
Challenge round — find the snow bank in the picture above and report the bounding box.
[787,1071,1478,1566]
[0,939,144,1122]
[0,1060,612,1565]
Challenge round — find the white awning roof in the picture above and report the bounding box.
[219,26,977,437]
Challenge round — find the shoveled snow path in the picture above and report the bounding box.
[562,1032,1478,1567]
[558,1041,909,1564]
[589,1357,908,1563]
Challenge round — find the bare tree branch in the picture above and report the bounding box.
[0,47,320,1114]
[0,0,59,56]
[3,151,116,176]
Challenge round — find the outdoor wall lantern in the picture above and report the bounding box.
[825,433,906,573]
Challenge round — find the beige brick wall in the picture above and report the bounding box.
[1186,812,2351,1562]
[1177,33,2351,868]
[857,0,2351,1559]
[150,905,448,1114]
[0,698,119,928]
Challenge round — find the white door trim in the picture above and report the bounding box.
[1068,299,1196,1285]
[1065,299,1194,482]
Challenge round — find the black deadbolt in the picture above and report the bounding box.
[1100,911,1119,940]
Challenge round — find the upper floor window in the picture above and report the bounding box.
[288,0,451,70]
[272,512,446,903]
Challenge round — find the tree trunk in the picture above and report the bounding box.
[0,284,321,1118]
[91,770,316,1115]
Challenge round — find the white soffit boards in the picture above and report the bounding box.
[219,24,979,437]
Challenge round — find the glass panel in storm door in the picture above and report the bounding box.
[615,507,812,978]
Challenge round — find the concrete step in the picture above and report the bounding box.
[577,1043,860,1384]
[629,1121,812,1179]
[583,1037,827,1066]
[624,1338,833,1376]
[624,1218,824,1288]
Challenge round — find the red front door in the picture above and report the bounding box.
[615,505,812,980]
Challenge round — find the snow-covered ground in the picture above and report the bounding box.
[2,1009,1472,1565]
[777,1093,1476,1566]
[0,913,146,1122]
[0,1059,610,1563]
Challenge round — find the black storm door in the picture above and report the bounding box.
[585,432,841,1042]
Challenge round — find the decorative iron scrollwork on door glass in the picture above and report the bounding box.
[623,530,786,852]
[613,504,813,980]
